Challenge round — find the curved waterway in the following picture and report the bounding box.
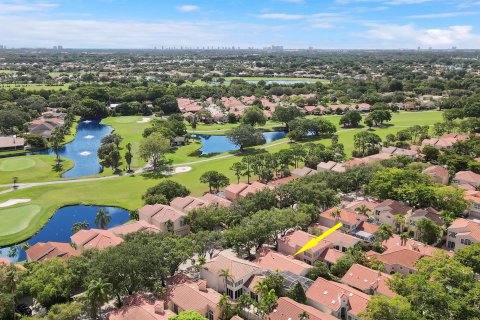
[0,205,130,262]
[33,119,112,178]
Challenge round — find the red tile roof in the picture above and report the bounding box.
[168,281,221,312]
[320,207,365,225]
[448,218,480,241]
[109,220,161,237]
[108,293,175,320]
[202,251,261,281]
[266,297,337,320]
[26,242,79,262]
[139,204,187,224]
[255,248,311,275]
[306,277,371,316]
[341,264,395,297]
[71,229,123,251]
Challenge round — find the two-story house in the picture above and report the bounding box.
[318,208,368,232]
[278,230,359,266]
[201,250,261,300]
[306,277,371,320]
[168,280,222,320]
[139,204,190,236]
[373,200,412,230]
[447,218,480,250]
[341,264,395,297]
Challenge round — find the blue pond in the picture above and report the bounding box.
[195,131,286,154]
[33,119,112,178]
[0,205,130,262]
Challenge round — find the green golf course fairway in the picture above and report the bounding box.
[0,155,74,184]
[0,205,42,242]
[0,158,36,171]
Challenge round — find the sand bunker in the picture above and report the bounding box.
[164,166,192,175]
[0,199,31,208]
[137,118,152,123]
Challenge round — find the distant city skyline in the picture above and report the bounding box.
[1,0,480,49]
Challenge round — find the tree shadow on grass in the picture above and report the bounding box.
[141,170,168,180]
[51,163,64,172]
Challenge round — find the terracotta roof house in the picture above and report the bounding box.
[453,171,480,188]
[0,136,25,151]
[447,218,480,251]
[26,242,79,262]
[306,277,371,320]
[465,190,480,219]
[266,297,337,320]
[168,281,222,320]
[201,250,261,300]
[367,235,448,275]
[408,207,445,240]
[170,196,207,213]
[108,293,176,320]
[316,161,346,173]
[380,147,418,159]
[255,247,311,276]
[343,199,380,215]
[71,229,123,253]
[421,134,468,149]
[291,167,318,177]
[278,230,358,266]
[341,264,395,297]
[177,98,203,113]
[224,182,269,202]
[318,207,368,232]
[139,204,190,236]
[109,220,161,237]
[28,120,61,139]
[199,193,232,207]
[373,200,413,229]
[423,165,450,185]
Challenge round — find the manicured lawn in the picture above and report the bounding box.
[101,116,153,168]
[0,155,74,184]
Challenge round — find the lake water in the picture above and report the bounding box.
[0,205,130,262]
[195,131,286,154]
[33,119,112,178]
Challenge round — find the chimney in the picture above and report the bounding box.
[154,301,165,315]
[198,280,208,292]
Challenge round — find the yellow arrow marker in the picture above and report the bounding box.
[295,222,343,255]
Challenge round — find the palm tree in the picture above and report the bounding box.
[94,208,111,230]
[394,215,406,233]
[218,269,233,294]
[86,278,112,319]
[50,127,65,165]
[375,224,394,243]
[299,311,310,320]
[400,232,409,245]
[217,294,234,320]
[330,208,342,220]
[71,221,89,234]
[355,205,370,217]
[5,268,17,320]
[125,142,132,172]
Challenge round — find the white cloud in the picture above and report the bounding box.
[0,15,284,48]
[257,13,305,20]
[0,2,58,14]
[409,11,480,18]
[176,5,199,12]
[360,23,479,47]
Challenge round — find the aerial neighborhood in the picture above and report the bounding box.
[1,21,480,320]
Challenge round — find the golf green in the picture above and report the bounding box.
[0,158,36,171]
[0,204,42,236]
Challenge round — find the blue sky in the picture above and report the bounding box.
[1,0,480,49]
